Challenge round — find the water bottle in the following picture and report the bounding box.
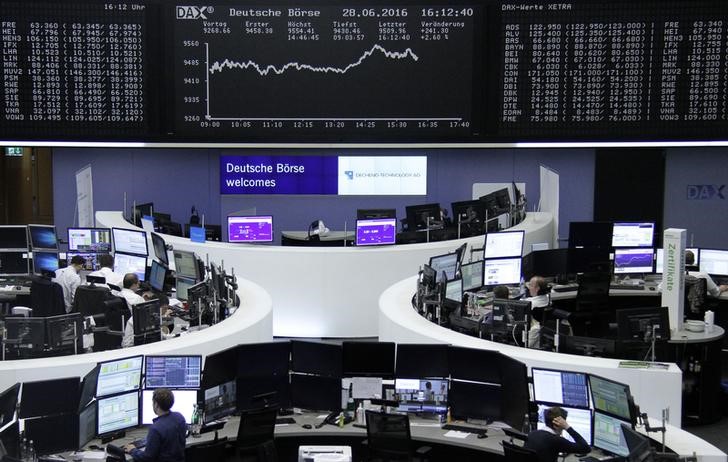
[521,413,531,434]
[191,404,202,437]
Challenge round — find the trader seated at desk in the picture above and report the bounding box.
[685,250,728,297]
[525,275,550,348]
[524,406,590,462]
[124,388,187,462]
[88,254,124,290]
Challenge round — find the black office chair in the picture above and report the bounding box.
[684,275,707,319]
[91,296,128,351]
[571,271,612,337]
[73,284,112,316]
[30,276,65,317]
[502,441,539,462]
[364,410,430,462]
[185,436,229,462]
[236,407,279,462]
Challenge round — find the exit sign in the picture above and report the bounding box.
[5,147,23,157]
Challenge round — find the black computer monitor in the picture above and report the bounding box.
[405,203,441,231]
[236,375,290,411]
[151,233,169,266]
[290,374,341,412]
[20,377,80,419]
[449,380,501,421]
[561,335,616,359]
[132,202,154,226]
[479,191,499,216]
[113,252,147,281]
[494,188,511,210]
[96,391,139,436]
[499,355,530,429]
[67,228,112,253]
[28,225,58,250]
[3,317,45,353]
[203,380,237,423]
[78,367,99,412]
[290,341,342,378]
[536,403,593,445]
[593,411,630,457]
[357,209,396,220]
[421,264,437,290]
[79,401,98,450]
[25,413,79,455]
[173,249,199,280]
[46,313,83,353]
[611,222,655,248]
[622,423,653,462]
[132,299,161,336]
[32,251,59,275]
[451,200,486,224]
[567,247,612,274]
[483,257,522,286]
[95,355,143,398]
[394,378,448,414]
[522,249,567,280]
[237,342,291,378]
[112,227,148,256]
[202,346,240,388]
[0,225,28,249]
[568,222,614,248]
[0,384,20,428]
[448,346,501,384]
[342,342,395,378]
[589,374,633,421]
[616,307,670,342]
[144,355,202,389]
[148,260,167,292]
[0,251,29,276]
[395,344,449,379]
[429,252,459,282]
[460,260,484,291]
[531,368,590,408]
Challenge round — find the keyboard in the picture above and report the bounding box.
[441,423,487,435]
[610,284,645,291]
[275,417,296,424]
[552,284,578,292]
[131,438,146,449]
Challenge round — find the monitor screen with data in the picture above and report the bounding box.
[611,223,655,248]
[444,278,462,303]
[593,411,630,457]
[112,228,148,256]
[699,249,728,276]
[142,389,196,425]
[429,252,459,282]
[97,391,139,436]
[537,404,592,446]
[356,218,397,246]
[613,248,654,274]
[145,355,202,389]
[113,252,147,282]
[460,260,483,291]
[532,368,590,408]
[589,374,632,421]
[96,355,143,398]
[67,228,112,253]
[395,378,448,414]
[228,216,273,243]
[656,247,699,274]
[484,231,524,259]
[483,258,522,286]
[173,250,199,280]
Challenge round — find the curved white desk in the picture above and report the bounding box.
[0,278,273,392]
[97,211,554,338]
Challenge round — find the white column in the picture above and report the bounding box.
[661,228,686,332]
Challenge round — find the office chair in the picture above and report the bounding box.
[684,276,707,319]
[91,297,128,351]
[571,272,612,337]
[185,436,229,462]
[73,284,112,316]
[236,407,279,462]
[364,410,430,462]
[502,441,539,462]
[30,276,65,317]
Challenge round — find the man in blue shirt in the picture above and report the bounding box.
[124,388,187,461]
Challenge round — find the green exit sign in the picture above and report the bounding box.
[5,147,23,157]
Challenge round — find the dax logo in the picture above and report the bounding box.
[687,184,725,200]
[344,170,354,180]
[176,6,213,19]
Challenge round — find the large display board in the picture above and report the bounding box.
[1,0,728,143]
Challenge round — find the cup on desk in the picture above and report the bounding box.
[704,310,715,333]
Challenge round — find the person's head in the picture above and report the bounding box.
[685,250,696,266]
[425,381,432,390]
[528,275,548,297]
[123,273,140,290]
[544,406,567,433]
[493,285,510,299]
[152,388,174,416]
[69,255,86,273]
[97,253,114,269]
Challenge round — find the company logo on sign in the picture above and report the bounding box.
[176,6,213,19]
[687,184,725,200]
[344,171,354,180]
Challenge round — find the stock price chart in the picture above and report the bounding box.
[0,2,151,140]
[173,4,481,141]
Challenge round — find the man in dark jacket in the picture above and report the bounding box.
[124,388,187,462]
[524,406,591,462]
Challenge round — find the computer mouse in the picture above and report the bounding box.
[302,424,313,429]
[477,433,487,439]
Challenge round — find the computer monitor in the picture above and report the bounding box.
[448,346,501,384]
[655,248,699,274]
[174,276,195,302]
[589,374,632,421]
[357,209,396,220]
[290,374,341,412]
[150,233,169,266]
[395,344,449,379]
[141,389,196,425]
[237,342,291,378]
[20,377,80,419]
[97,391,140,436]
[0,384,20,428]
[621,423,653,462]
[189,225,206,243]
[25,413,79,455]
[611,222,655,248]
[451,200,486,224]
[613,248,654,274]
[132,299,161,336]
[536,404,593,445]
[531,368,590,408]
[405,203,441,231]
[569,222,614,248]
[449,380,501,421]
[28,225,57,250]
[429,252,459,282]
[561,335,616,358]
[46,313,83,352]
[444,278,462,303]
[0,251,29,276]
[79,367,98,412]
[203,380,236,423]
[699,248,728,276]
[484,231,525,259]
[0,225,28,249]
[236,375,291,411]
[145,355,202,389]
[394,378,448,414]
[202,346,239,388]
[148,260,167,292]
[140,216,155,234]
[113,252,147,281]
[67,228,112,253]
[173,250,199,280]
[31,251,59,275]
[112,227,148,256]
[3,317,44,353]
[420,264,437,290]
[342,342,395,378]
[227,215,273,243]
[290,341,342,377]
[356,218,397,246]
[483,257,522,286]
[66,251,103,272]
[79,401,97,449]
[460,260,484,291]
[132,202,154,225]
[616,307,670,342]
[593,411,630,457]
[95,355,143,398]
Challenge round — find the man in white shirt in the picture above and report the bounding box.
[525,275,551,348]
[53,255,86,313]
[121,273,146,348]
[88,254,124,289]
[686,250,728,297]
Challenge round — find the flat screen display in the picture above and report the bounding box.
[484,231,524,259]
[227,216,273,243]
[149,260,167,292]
[460,260,483,291]
[175,276,196,301]
[145,355,202,389]
[429,253,459,282]
[395,378,448,414]
[611,223,655,248]
[67,228,112,253]
[96,355,143,398]
[28,225,58,250]
[203,380,237,423]
[656,247,698,274]
[531,368,590,408]
[0,251,29,276]
[483,257,522,285]
[356,218,397,246]
[699,249,728,276]
[32,251,59,274]
[342,342,395,378]
[151,233,168,266]
[173,250,199,280]
[113,252,147,281]
[189,226,206,243]
[97,391,139,435]
[613,248,654,274]
[141,389,196,425]
[593,411,630,457]
[589,374,632,421]
[112,228,148,256]
[0,225,28,249]
[445,278,463,302]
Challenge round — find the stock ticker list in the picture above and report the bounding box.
[498,1,728,140]
[173,5,480,141]
[0,2,148,139]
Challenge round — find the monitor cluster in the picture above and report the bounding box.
[0,225,60,277]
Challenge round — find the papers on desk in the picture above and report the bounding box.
[409,422,443,428]
[443,430,470,439]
